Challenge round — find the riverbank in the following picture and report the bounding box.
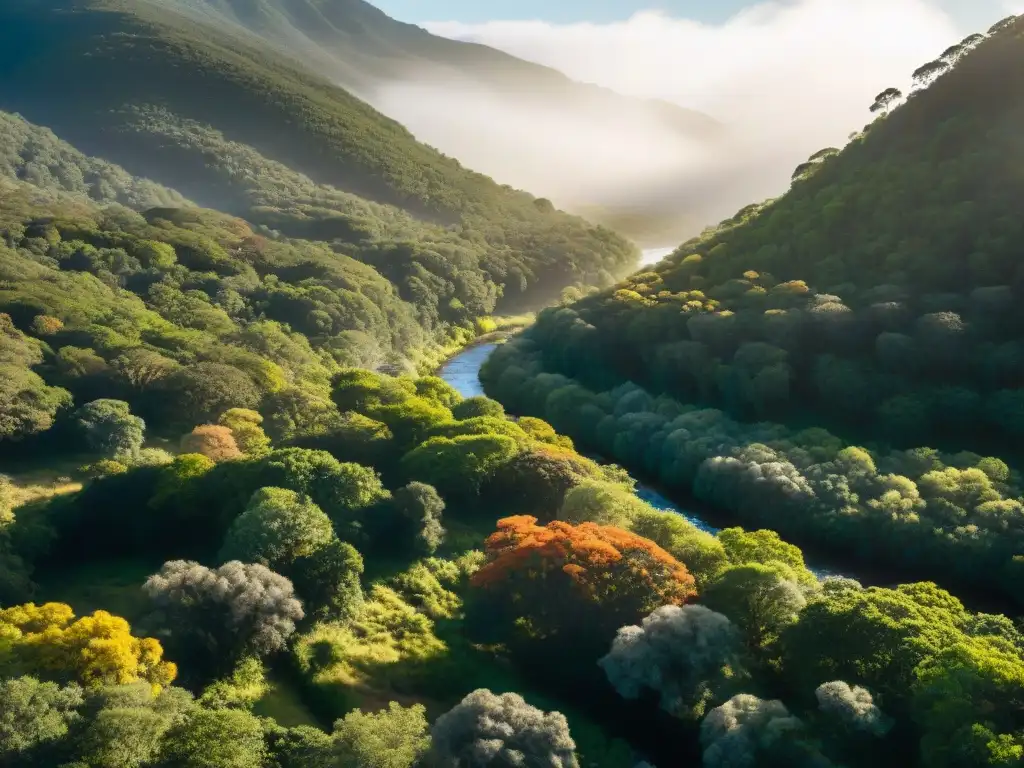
[436,342,1021,614]
[437,342,855,580]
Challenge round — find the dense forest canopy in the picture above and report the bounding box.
[0,0,638,315]
[4,363,1023,768]
[481,15,1024,611]
[2,2,1024,767]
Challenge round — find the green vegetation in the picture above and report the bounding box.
[1,2,1023,767]
[481,16,1024,611]
[1,362,1021,767]
[0,0,637,317]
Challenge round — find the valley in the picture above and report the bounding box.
[0,2,1023,768]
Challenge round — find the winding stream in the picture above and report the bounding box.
[439,342,844,577]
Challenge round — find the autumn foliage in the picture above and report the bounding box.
[0,602,177,690]
[180,424,242,462]
[472,516,696,641]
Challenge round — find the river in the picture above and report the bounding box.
[439,342,844,577]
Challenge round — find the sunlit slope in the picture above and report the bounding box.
[159,0,721,139]
[0,0,638,312]
[509,16,1024,456]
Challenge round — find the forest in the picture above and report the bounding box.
[1,1,1023,767]
[0,0,638,315]
[481,15,1024,608]
[4,363,1021,768]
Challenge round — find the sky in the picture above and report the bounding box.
[376,0,1015,29]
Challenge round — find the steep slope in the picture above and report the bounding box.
[480,17,1024,608]
[160,0,719,136]
[149,0,725,244]
[0,0,637,314]
[0,115,465,448]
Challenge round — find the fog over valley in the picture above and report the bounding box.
[359,0,963,244]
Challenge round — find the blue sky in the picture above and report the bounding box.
[375,0,1011,29]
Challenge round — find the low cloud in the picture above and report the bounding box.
[372,0,964,243]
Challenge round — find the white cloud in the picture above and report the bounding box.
[400,0,963,238]
[427,0,960,141]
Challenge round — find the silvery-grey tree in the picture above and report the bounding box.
[429,689,579,768]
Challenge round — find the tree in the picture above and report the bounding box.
[700,694,826,768]
[219,487,335,572]
[156,708,267,768]
[163,363,260,426]
[265,725,334,768]
[559,479,649,528]
[414,376,461,409]
[401,434,520,504]
[180,425,242,462]
[372,482,446,555]
[113,349,180,392]
[702,564,807,651]
[218,409,270,456]
[291,539,365,621]
[989,15,1018,34]
[717,528,815,586]
[488,446,603,520]
[815,681,891,736]
[869,87,902,113]
[778,583,966,703]
[0,603,176,689]
[429,689,579,768]
[599,605,742,718]
[262,386,343,442]
[471,516,696,646]
[142,561,303,677]
[629,508,728,589]
[199,657,269,711]
[0,676,83,761]
[452,396,505,420]
[74,399,145,460]
[332,702,430,768]
[0,314,73,440]
[260,450,389,541]
[912,60,950,89]
[76,683,196,768]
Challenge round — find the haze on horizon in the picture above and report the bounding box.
[358,0,974,245]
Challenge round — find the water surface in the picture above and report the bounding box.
[439,342,845,579]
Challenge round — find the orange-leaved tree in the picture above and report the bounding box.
[0,602,177,690]
[470,516,696,650]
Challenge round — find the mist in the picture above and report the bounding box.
[360,0,963,245]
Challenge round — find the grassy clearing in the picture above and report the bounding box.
[2,453,92,508]
[253,671,324,728]
[36,558,161,622]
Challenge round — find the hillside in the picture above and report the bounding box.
[0,0,638,314]
[149,0,724,244]
[480,17,1024,608]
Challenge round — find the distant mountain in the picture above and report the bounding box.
[162,0,721,138]
[150,0,725,243]
[0,0,637,317]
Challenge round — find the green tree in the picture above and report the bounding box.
[219,487,335,572]
[156,708,267,768]
[332,702,430,768]
[0,676,83,762]
[164,363,261,426]
[74,399,145,461]
[401,434,520,505]
[291,539,365,621]
[702,564,807,651]
[218,409,271,456]
[372,482,446,556]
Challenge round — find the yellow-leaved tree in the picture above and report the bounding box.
[0,602,176,690]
